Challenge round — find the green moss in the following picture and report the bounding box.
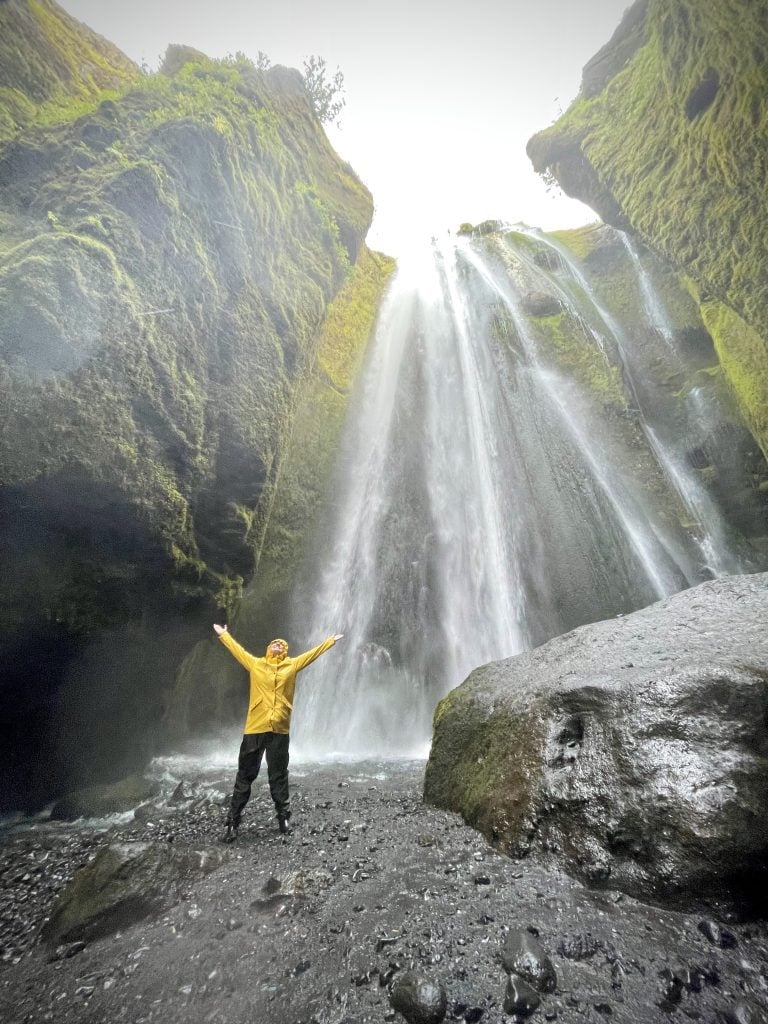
[0,0,139,140]
[698,299,768,462]
[532,311,628,413]
[0,87,36,139]
[549,224,603,261]
[0,51,373,603]
[528,0,768,455]
[0,33,377,789]
[500,229,538,254]
[425,689,544,854]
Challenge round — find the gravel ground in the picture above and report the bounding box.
[1,760,767,1024]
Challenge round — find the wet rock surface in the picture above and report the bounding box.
[390,971,448,1023]
[1,760,767,1023]
[503,972,541,1017]
[49,775,161,822]
[501,929,557,992]
[426,574,768,906]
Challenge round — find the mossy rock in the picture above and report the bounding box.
[527,0,768,457]
[425,573,768,904]
[49,774,161,821]
[40,841,229,944]
[521,291,561,317]
[0,0,140,142]
[160,45,211,77]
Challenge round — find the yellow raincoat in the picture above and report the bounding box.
[219,631,337,734]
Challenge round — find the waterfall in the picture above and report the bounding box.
[526,229,751,577]
[287,233,727,760]
[288,245,526,759]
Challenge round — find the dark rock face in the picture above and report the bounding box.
[40,841,229,945]
[390,972,448,1024]
[425,573,768,906]
[526,132,631,232]
[685,67,720,121]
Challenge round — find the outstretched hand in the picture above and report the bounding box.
[333,633,344,642]
[213,623,228,636]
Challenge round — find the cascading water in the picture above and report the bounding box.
[288,246,527,759]
[524,228,754,576]
[286,230,750,759]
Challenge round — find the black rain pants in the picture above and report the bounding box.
[228,731,290,823]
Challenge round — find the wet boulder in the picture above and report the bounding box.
[503,974,541,1017]
[390,971,447,1024]
[41,841,229,944]
[425,573,768,905]
[501,929,557,991]
[49,774,160,821]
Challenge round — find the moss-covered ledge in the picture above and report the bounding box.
[527,0,768,458]
[243,246,397,634]
[696,298,768,463]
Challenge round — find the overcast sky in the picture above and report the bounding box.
[59,0,630,253]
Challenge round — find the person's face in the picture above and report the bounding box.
[268,640,287,656]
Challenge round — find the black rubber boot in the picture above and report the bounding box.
[278,811,292,835]
[223,813,240,844]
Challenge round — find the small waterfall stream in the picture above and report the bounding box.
[284,229,763,759]
[526,229,752,576]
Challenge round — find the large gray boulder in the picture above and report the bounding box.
[424,573,768,904]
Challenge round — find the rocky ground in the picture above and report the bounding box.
[1,760,767,1024]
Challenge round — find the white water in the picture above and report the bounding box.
[458,239,693,597]
[287,235,720,759]
[527,229,748,578]
[289,244,526,758]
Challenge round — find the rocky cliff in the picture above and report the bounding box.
[0,2,384,810]
[0,0,141,141]
[527,0,768,459]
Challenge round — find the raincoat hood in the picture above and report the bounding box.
[265,638,289,664]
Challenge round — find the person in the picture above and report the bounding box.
[213,624,343,842]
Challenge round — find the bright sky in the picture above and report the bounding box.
[59,0,630,254]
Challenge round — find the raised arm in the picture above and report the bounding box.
[293,633,343,672]
[214,624,257,671]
